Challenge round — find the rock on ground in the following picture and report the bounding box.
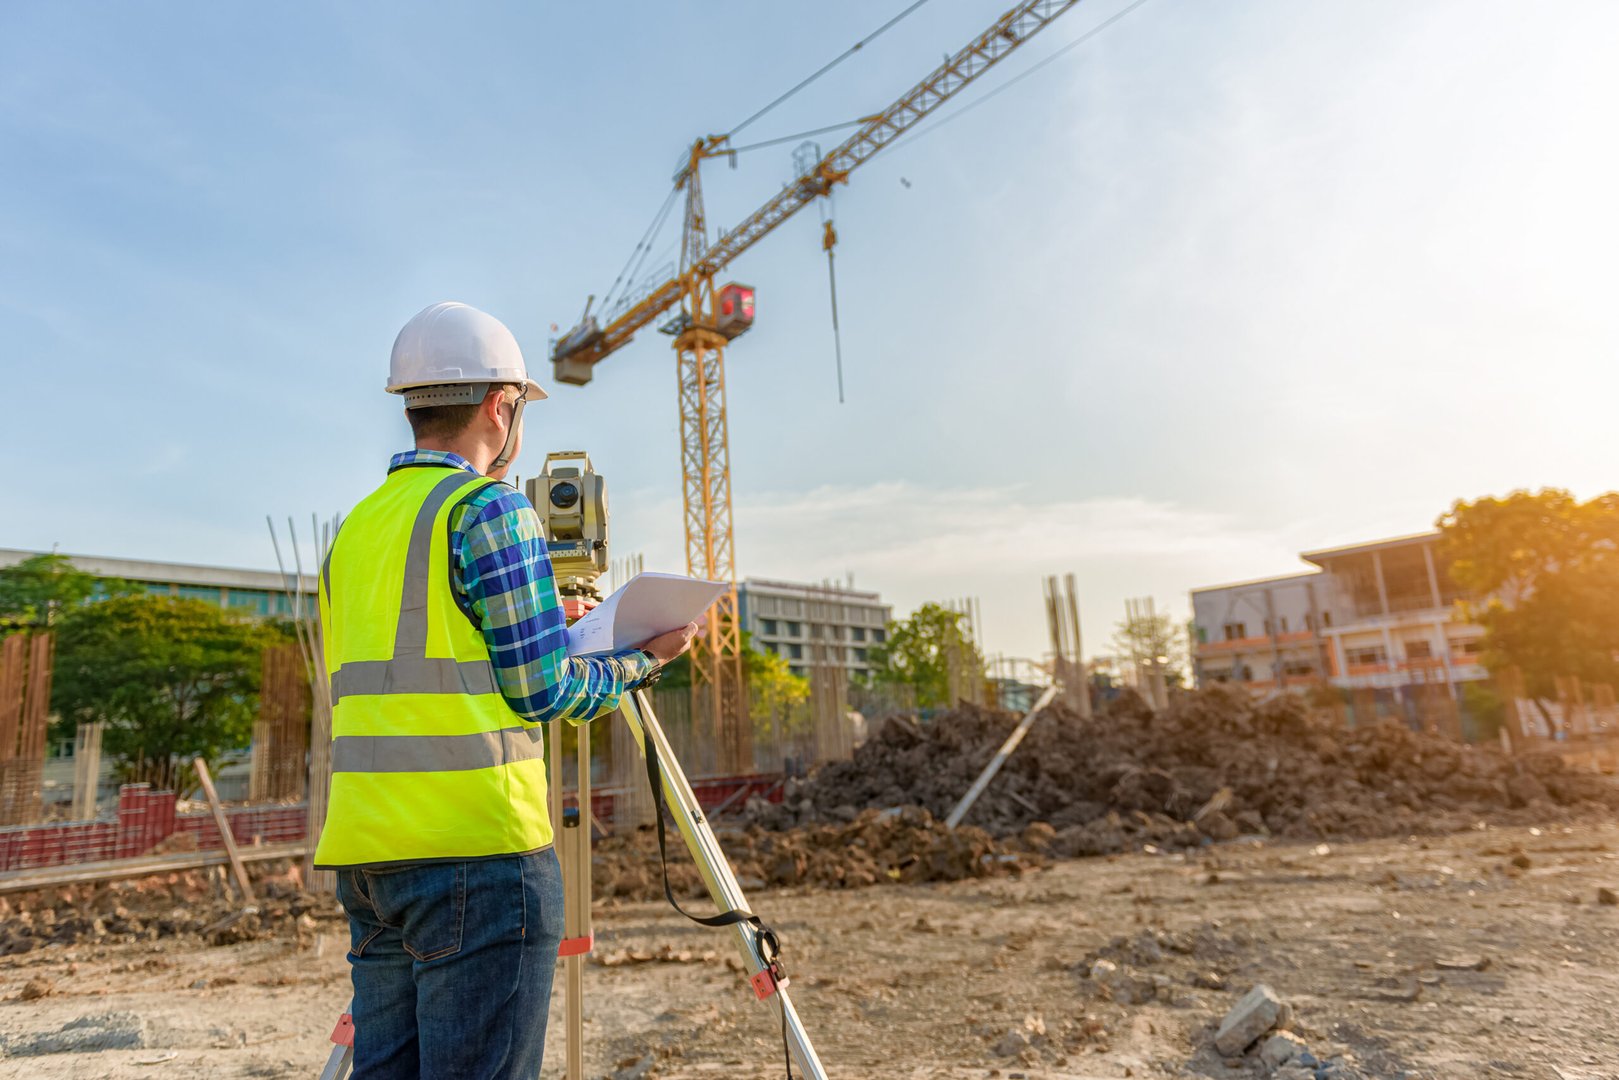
[1214,983,1287,1056]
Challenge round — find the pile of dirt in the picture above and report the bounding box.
[0,861,337,955]
[746,686,1619,857]
[592,806,1030,901]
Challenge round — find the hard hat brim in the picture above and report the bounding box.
[387,377,549,402]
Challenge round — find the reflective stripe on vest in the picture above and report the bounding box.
[313,466,554,868]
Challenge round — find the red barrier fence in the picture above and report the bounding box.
[0,784,306,873]
[0,774,784,874]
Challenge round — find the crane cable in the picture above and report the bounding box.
[723,0,938,141]
[599,184,681,317]
[887,0,1154,156]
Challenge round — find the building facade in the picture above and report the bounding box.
[1192,532,1486,701]
[735,578,892,682]
[0,549,316,619]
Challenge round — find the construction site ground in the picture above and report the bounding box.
[3,820,1618,1079]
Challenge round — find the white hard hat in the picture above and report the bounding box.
[388,301,548,407]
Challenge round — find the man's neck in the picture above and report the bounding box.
[414,439,492,475]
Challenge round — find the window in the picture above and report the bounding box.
[1263,619,1274,636]
[1456,638,1484,656]
[1303,614,1315,631]
[788,643,803,660]
[851,626,866,642]
[1223,622,1247,641]
[808,624,822,639]
[228,590,270,616]
[789,665,806,679]
[873,628,886,644]
[1282,660,1316,676]
[1279,616,1289,633]
[785,621,802,637]
[760,618,778,636]
[1404,640,1432,660]
[853,647,867,664]
[178,584,223,605]
[1345,645,1387,667]
[1322,611,1333,628]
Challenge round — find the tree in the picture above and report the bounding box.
[652,634,808,707]
[51,595,286,788]
[866,602,982,709]
[1437,488,1619,700]
[0,554,133,629]
[1111,604,1188,688]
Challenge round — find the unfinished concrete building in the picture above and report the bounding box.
[1192,532,1487,728]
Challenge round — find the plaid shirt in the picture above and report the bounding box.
[388,450,654,725]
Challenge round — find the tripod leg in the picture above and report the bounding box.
[619,691,829,1080]
[558,724,593,1080]
[319,1013,354,1080]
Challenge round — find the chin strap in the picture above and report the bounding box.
[489,392,527,471]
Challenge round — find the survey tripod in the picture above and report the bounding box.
[320,453,827,1079]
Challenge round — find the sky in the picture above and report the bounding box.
[2,0,1616,664]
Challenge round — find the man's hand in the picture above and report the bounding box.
[562,597,599,621]
[641,621,699,663]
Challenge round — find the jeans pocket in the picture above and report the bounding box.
[336,872,385,957]
[364,863,467,962]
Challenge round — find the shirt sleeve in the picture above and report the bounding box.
[455,484,654,726]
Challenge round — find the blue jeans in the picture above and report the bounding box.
[336,848,565,1079]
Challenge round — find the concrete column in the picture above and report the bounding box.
[1372,551,1391,616]
[1422,543,1444,611]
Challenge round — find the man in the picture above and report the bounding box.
[314,301,696,1078]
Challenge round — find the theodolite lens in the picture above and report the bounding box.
[549,481,581,510]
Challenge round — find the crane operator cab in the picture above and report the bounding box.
[716,283,755,340]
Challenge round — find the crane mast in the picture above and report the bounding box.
[552,0,1086,762]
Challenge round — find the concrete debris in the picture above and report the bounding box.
[610,1052,656,1080]
[1434,954,1491,971]
[1213,983,1288,1056]
[0,1011,149,1056]
[1260,1031,1311,1068]
[745,687,1619,853]
[991,1030,1029,1056]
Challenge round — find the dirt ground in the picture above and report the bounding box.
[3,821,1618,1080]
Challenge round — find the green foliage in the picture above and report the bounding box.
[745,637,810,716]
[51,595,285,786]
[1110,604,1189,687]
[1460,681,1506,740]
[651,633,808,706]
[1438,488,1619,698]
[866,602,982,709]
[0,554,134,629]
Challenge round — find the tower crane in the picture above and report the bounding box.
[551,0,1086,761]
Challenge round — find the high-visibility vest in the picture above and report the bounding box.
[312,465,553,868]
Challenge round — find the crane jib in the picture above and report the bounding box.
[554,0,1085,376]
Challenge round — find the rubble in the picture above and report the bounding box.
[0,860,336,954]
[1213,983,1288,1055]
[591,806,1029,902]
[746,687,1619,853]
[1260,1031,1311,1068]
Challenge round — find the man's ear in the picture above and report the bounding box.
[480,387,509,432]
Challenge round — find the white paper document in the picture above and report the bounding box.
[565,572,728,657]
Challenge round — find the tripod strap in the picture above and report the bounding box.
[638,712,796,1080]
[642,731,759,929]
